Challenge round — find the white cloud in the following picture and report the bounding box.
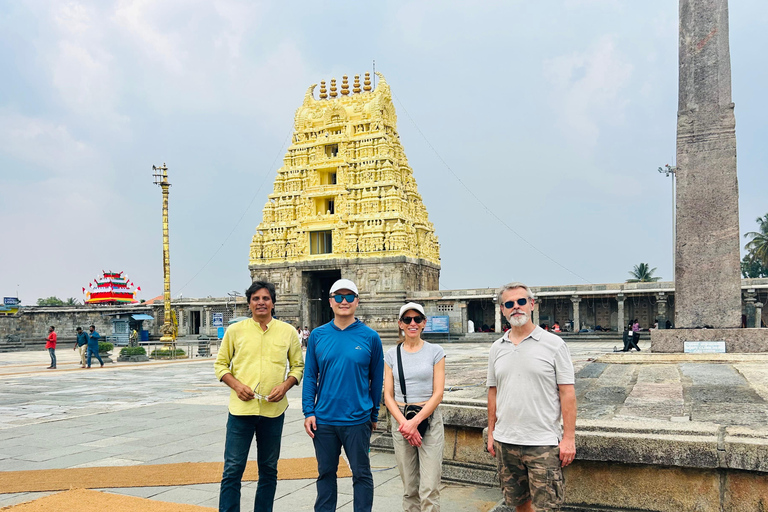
[544,35,633,152]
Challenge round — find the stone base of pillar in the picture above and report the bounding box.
[651,328,768,353]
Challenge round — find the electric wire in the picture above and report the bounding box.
[392,92,592,285]
[175,127,293,294]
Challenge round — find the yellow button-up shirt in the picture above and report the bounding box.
[214,317,304,417]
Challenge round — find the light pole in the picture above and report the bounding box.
[658,164,676,280]
[153,163,176,344]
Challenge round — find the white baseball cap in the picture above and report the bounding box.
[329,279,359,296]
[399,302,426,319]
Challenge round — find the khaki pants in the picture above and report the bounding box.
[392,406,444,512]
[77,345,87,366]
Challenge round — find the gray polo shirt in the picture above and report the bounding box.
[487,326,574,446]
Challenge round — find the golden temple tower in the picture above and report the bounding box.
[249,72,440,332]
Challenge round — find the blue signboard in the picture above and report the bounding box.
[217,327,225,340]
[424,315,450,333]
[3,297,20,306]
[212,313,224,327]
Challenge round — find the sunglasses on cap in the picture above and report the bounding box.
[400,315,425,324]
[502,298,529,309]
[332,293,357,303]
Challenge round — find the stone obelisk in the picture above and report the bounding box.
[674,0,741,329]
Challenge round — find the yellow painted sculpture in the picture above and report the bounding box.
[249,72,440,267]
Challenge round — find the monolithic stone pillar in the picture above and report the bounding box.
[656,293,668,329]
[744,289,757,328]
[756,302,764,328]
[495,304,502,333]
[571,296,581,332]
[617,293,625,331]
[675,0,741,328]
[204,308,211,336]
[533,299,540,326]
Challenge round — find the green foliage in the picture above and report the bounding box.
[120,346,147,356]
[742,254,768,278]
[37,296,65,306]
[744,213,768,268]
[98,342,114,353]
[626,263,661,283]
[65,297,79,306]
[150,348,186,358]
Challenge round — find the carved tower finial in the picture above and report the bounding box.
[319,80,327,100]
[330,79,338,98]
[353,75,361,93]
[363,72,372,91]
[341,75,349,95]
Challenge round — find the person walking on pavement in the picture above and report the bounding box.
[45,326,57,369]
[73,327,89,368]
[487,282,577,512]
[215,280,305,512]
[383,302,446,512]
[86,325,104,368]
[302,278,384,512]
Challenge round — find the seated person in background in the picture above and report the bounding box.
[552,322,561,333]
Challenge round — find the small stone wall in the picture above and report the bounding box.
[651,328,768,353]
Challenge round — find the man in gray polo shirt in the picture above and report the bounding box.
[487,282,576,511]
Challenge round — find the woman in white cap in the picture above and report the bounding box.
[383,302,446,512]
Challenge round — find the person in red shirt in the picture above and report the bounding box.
[46,326,57,369]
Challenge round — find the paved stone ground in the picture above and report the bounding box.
[7,337,768,511]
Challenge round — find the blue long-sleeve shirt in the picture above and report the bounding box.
[302,319,384,425]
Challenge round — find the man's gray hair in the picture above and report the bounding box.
[497,282,535,303]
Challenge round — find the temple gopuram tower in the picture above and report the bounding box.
[249,72,440,333]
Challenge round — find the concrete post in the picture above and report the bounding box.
[571,295,581,332]
[656,293,668,329]
[617,293,625,331]
[744,289,757,328]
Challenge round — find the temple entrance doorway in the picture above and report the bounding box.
[305,270,341,329]
[190,310,201,335]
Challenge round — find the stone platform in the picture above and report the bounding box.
[651,327,768,353]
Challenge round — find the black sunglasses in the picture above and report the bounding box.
[332,293,357,303]
[401,315,425,324]
[502,298,529,308]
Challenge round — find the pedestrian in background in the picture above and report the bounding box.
[87,325,104,368]
[383,302,445,512]
[45,326,57,369]
[73,327,88,368]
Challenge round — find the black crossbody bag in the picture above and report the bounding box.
[397,343,430,437]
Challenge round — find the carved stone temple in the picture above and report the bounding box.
[248,72,440,333]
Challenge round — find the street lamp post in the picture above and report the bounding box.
[658,164,677,280]
[153,163,176,345]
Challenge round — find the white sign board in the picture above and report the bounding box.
[684,341,726,354]
[212,313,224,327]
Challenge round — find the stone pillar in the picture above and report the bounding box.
[204,308,211,336]
[656,292,668,329]
[744,289,757,328]
[756,302,764,328]
[495,303,502,333]
[675,0,741,328]
[617,293,625,331]
[571,295,581,333]
[533,298,540,326]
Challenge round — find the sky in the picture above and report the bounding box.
[1,0,766,304]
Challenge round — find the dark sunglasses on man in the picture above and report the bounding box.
[332,293,357,303]
[502,298,530,309]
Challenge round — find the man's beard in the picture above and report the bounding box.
[508,312,529,327]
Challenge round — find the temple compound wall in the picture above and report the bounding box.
[248,72,440,333]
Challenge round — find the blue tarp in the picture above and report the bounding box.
[131,314,155,320]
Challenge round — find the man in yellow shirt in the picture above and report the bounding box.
[215,281,304,512]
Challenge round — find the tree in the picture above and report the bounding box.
[744,213,768,268]
[627,263,661,283]
[37,296,65,306]
[741,254,768,278]
[65,297,80,306]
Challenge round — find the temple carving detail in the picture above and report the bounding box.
[249,72,440,268]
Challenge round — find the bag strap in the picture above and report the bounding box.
[396,343,408,405]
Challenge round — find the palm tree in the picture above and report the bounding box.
[744,214,768,268]
[627,263,661,283]
[65,297,80,306]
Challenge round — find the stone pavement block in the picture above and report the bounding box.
[70,456,143,468]
[636,364,680,383]
[11,443,95,462]
[0,492,54,508]
[145,485,219,506]
[680,363,748,386]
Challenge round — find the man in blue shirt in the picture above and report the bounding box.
[72,327,89,368]
[303,279,384,512]
[87,325,104,368]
